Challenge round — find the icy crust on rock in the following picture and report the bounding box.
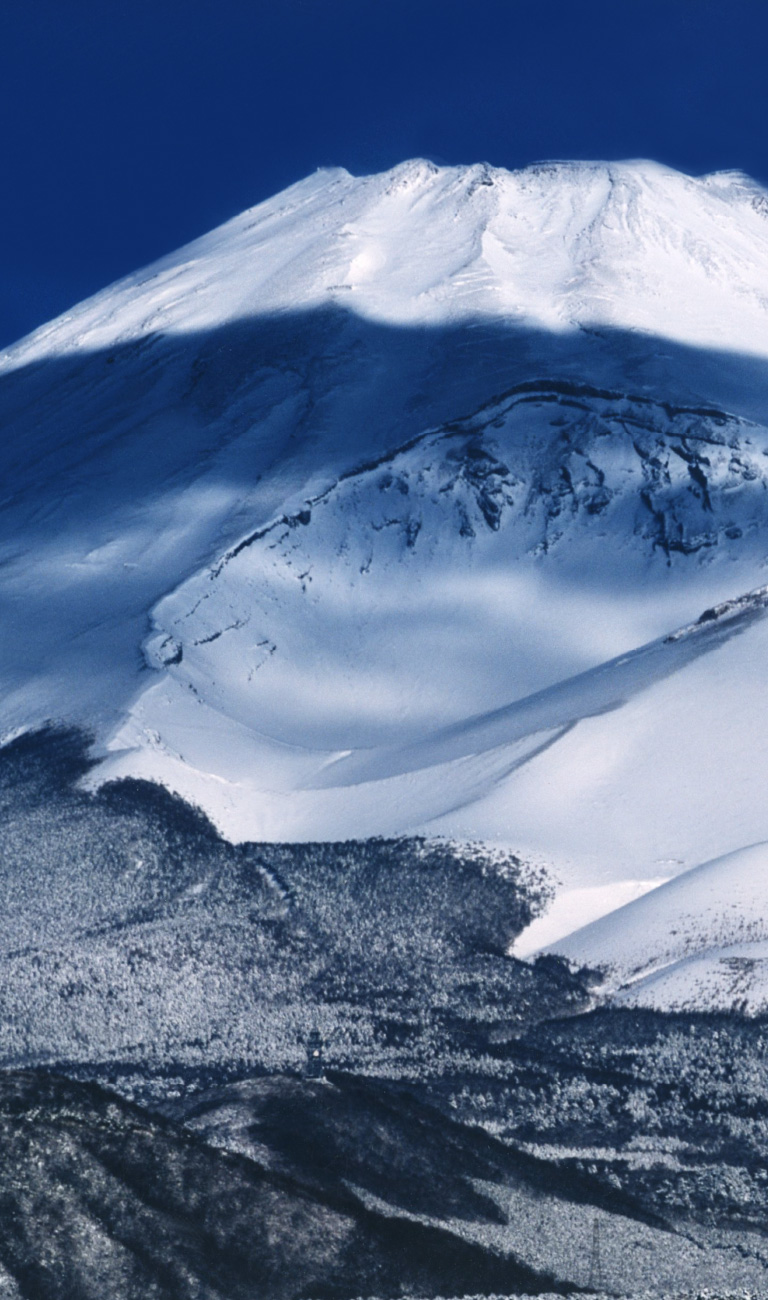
[139,381,768,751]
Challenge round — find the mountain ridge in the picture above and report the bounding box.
[6,157,768,1007]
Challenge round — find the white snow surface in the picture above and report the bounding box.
[6,157,768,1009]
[549,842,768,1013]
[6,157,768,359]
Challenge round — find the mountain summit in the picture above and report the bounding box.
[5,159,768,1009]
[6,157,768,356]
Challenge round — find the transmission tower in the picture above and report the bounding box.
[588,1215,603,1292]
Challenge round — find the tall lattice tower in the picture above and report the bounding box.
[588,1215,603,1292]
[305,1028,324,1079]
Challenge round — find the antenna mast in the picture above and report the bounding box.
[588,1215,603,1292]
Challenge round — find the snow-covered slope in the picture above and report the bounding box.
[6,158,768,360]
[548,843,768,1014]
[6,157,768,1008]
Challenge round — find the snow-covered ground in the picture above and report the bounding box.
[6,157,768,360]
[6,157,768,1010]
[548,842,768,1012]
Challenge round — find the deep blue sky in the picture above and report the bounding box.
[2,0,767,347]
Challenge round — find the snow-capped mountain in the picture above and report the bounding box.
[6,157,768,1009]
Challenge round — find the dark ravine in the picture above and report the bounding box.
[170,1070,671,1234]
[0,1069,567,1300]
